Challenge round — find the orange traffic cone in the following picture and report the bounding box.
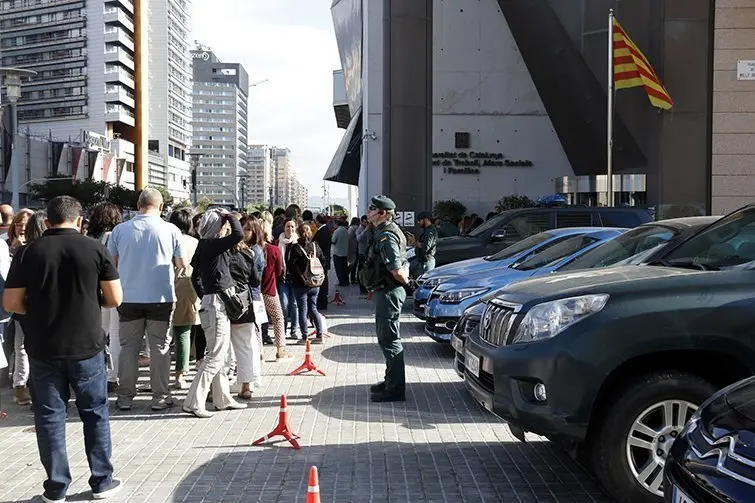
[305,466,321,503]
[289,340,326,376]
[252,394,301,450]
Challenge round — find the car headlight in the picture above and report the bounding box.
[406,248,416,260]
[512,294,609,344]
[423,276,452,289]
[439,287,490,304]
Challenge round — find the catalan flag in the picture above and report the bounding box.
[612,18,673,110]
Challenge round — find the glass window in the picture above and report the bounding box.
[485,232,553,261]
[559,225,677,272]
[500,213,550,244]
[555,212,593,228]
[663,208,755,270]
[513,235,598,271]
[599,211,642,228]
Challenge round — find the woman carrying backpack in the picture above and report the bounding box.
[286,222,326,345]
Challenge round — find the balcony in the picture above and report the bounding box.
[111,138,135,157]
[105,86,135,108]
[104,47,135,71]
[104,105,135,127]
[105,66,135,90]
[108,0,135,15]
[104,27,134,52]
[104,7,134,32]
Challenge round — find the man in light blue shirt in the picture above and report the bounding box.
[108,188,186,411]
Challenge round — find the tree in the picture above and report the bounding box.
[330,203,348,217]
[107,185,139,210]
[196,197,213,213]
[495,194,536,212]
[28,178,109,209]
[433,199,466,225]
[173,199,192,209]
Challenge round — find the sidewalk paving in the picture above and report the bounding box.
[0,285,610,503]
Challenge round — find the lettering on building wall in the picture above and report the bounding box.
[191,51,210,61]
[431,151,533,174]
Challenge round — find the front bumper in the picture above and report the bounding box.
[463,330,590,442]
[412,286,432,320]
[663,423,755,502]
[424,297,479,342]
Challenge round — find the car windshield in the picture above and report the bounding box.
[512,235,598,271]
[467,211,515,237]
[484,232,553,261]
[661,207,755,270]
[559,225,676,272]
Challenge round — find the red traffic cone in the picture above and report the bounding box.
[305,466,321,503]
[252,394,301,450]
[289,340,326,376]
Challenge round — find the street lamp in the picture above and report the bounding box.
[0,67,36,210]
[188,152,201,206]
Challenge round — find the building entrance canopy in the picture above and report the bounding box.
[323,107,362,185]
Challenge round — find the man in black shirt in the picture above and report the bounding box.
[3,196,123,502]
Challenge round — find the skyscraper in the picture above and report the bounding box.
[148,0,192,200]
[191,47,249,207]
[0,0,138,175]
[247,144,272,206]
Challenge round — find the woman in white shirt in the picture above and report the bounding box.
[277,219,299,340]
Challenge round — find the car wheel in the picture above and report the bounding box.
[590,370,716,502]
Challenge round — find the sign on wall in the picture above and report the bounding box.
[737,60,755,81]
[431,151,533,174]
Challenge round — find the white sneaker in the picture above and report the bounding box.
[37,494,65,503]
[93,478,123,500]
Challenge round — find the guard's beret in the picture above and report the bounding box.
[370,195,396,211]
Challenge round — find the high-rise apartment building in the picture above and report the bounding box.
[0,0,138,174]
[148,0,192,200]
[269,146,307,208]
[191,47,249,207]
[247,144,272,206]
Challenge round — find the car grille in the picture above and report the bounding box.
[480,303,515,347]
[688,420,755,486]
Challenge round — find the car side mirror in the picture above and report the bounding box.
[491,229,507,242]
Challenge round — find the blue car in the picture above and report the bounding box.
[412,227,612,320]
[424,228,625,341]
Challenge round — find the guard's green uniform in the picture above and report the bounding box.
[416,224,438,275]
[366,198,408,399]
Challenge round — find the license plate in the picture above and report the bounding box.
[424,303,430,316]
[672,486,695,503]
[466,350,480,378]
[451,335,463,352]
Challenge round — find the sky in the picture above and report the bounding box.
[190,0,348,201]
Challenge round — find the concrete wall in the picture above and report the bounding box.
[432,0,574,215]
[712,0,755,215]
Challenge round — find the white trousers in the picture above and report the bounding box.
[102,306,120,382]
[12,321,28,387]
[230,323,261,384]
[184,294,235,411]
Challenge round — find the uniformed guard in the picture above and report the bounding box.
[359,195,409,402]
[413,210,438,276]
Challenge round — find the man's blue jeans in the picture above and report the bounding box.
[29,351,114,500]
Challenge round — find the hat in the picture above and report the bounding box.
[417,211,432,221]
[370,195,396,211]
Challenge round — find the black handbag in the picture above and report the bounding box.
[218,284,252,322]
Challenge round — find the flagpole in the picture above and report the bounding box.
[607,8,615,207]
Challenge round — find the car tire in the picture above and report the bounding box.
[590,370,716,503]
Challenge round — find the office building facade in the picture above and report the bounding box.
[147,0,192,201]
[191,48,249,207]
[247,144,272,206]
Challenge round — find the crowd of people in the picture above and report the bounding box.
[0,189,423,502]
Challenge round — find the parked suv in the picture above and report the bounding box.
[463,204,755,502]
[408,206,653,267]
